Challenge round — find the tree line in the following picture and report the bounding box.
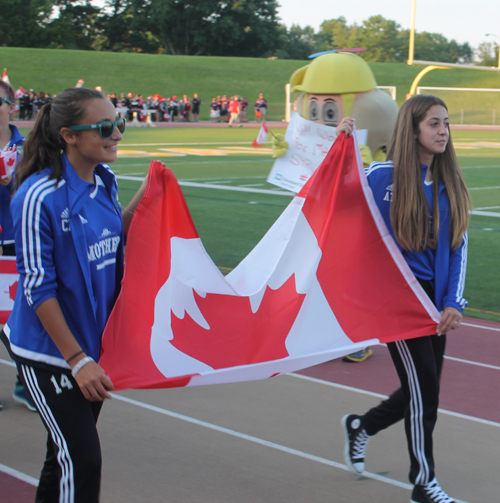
[1,0,495,65]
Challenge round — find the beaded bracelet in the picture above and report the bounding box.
[71,356,94,378]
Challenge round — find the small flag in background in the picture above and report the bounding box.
[252,122,269,147]
[14,87,25,99]
[2,69,10,85]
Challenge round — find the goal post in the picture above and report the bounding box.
[416,86,500,125]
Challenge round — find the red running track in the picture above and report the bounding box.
[0,471,36,502]
[3,316,499,501]
[297,316,500,424]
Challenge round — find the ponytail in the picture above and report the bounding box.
[14,87,106,192]
[15,103,65,189]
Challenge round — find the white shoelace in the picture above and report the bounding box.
[353,429,370,459]
[422,479,454,503]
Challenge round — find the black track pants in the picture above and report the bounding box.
[361,333,446,485]
[18,363,103,503]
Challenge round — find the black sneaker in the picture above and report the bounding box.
[411,478,455,503]
[341,414,369,474]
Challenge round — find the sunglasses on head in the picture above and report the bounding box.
[67,117,126,139]
[0,97,12,106]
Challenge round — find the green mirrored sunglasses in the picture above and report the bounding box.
[67,118,126,139]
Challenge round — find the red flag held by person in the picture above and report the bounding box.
[0,147,18,179]
[99,132,439,390]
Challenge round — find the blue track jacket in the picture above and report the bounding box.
[365,161,468,313]
[4,154,124,370]
[0,125,24,246]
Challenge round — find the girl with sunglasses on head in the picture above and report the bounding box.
[337,95,470,503]
[1,87,149,502]
[0,78,37,411]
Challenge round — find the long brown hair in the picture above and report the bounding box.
[15,87,105,191]
[387,94,470,251]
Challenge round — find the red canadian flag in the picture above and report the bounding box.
[0,258,19,324]
[99,131,440,390]
[0,147,18,179]
[14,87,26,99]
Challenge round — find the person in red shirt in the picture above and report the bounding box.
[228,96,242,127]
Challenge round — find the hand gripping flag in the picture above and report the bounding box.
[252,123,269,147]
[100,131,440,390]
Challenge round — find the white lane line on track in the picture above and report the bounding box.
[290,374,500,429]
[445,355,500,370]
[110,393,469,501]
[0,359,482,501]
[462,321,500,332]
[0,463,38,486]
[0,390,470,502]
[379,342,500,371]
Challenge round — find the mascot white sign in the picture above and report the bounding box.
[267,112,366,193]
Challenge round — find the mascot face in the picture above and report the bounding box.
[291,52,399,158]
[306,94,343,126]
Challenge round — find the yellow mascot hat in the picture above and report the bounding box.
[290,52,377,95]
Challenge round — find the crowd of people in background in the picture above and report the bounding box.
[210,93,267,125]
[17,89,53,120]
[109,92,202,123]
[13,89,268,124]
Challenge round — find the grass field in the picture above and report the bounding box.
[3,47,500,121]
[16,125,499,323]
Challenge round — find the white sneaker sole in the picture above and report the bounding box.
[341,415,365,474]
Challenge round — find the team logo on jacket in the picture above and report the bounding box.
[87,235,121,264]
[61,208,70,232]
[60,209,88,230]
[384,184,393,202]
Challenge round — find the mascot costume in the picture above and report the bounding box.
[272,51,399,167]
[271,50,399,363]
